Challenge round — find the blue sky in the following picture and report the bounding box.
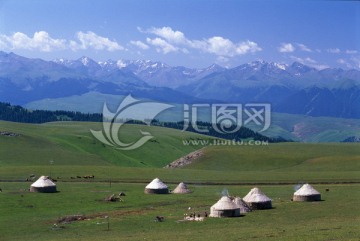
[0,0,358,69]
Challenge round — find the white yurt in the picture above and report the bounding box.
[243,187,272,210]
[293,183,321,201]
[30,176,57,193]
[233,197,252,213]
[210,196,241,217]
[172,182,192,194]
[144,178,169,194]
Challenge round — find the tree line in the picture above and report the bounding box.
[0,102,102,123]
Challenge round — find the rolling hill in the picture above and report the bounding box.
[0,120,359,183]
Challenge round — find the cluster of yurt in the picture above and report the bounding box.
[30,176,57,193]
[243,187,272,210]
[209,187,271,218]
[293,183,321,201]
[27,174,323,222]
[144,178,192,194]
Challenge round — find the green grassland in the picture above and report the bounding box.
[0,121,359,183]
[0,120,360,240]
[0,182,359,241]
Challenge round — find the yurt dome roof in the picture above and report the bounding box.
[212,196,239,210]
[173,182,191,193]
[145,178,168,189]
[294,184,320,196]
[243,187,271,203]
[31,176,56,188]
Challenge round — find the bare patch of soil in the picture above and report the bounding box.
[164,148,204,168]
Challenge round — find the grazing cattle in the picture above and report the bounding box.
[155,216,164,222]
[83,175,95,179]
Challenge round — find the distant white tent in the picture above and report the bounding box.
[293,183,321,201]
[30,176,57,193]
[210,196,240,217]
[144,178,169,194]
[243,187,272,210]
[172,182,191,194]
[233,197,251,213]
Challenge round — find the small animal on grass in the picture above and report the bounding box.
[83,175,95,179]
[155,216,164,222]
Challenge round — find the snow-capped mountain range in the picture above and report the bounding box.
[54,57,225,88]
[1,51,360,118]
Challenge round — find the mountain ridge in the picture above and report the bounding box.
[1,51,359,119]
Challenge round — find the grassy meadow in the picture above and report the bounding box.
[0,182,359,241]
[0,120,360,240]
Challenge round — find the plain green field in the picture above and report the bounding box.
[0,120,360,240]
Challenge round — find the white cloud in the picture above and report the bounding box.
[345,49,358,54]
[327,48,341,54]
[205,36,235,56]
[146,37,178,54]
[73,31,124,51]
[0,31,125,52]
[297,43,312,52]
[147,26,188,45]
[139,26,261,57]
[199,37,261,57]
[130,40,149,50]
[290,55,329,70]
[278,43,295,53]
[0,31,66,52]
